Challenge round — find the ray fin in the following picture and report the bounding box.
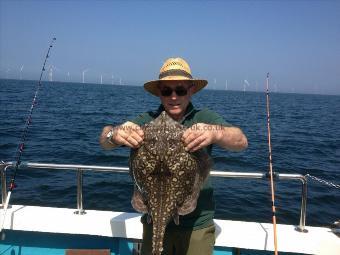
[131,188,148,213]
[177,173,201,215]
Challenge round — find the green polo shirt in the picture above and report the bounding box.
[130,102,231,230]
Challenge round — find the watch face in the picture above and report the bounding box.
[106,130,113,139]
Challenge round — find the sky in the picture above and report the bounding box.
[0,0,339,95]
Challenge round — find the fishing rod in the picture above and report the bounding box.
[0,37,56,236]
[265,72,279,255]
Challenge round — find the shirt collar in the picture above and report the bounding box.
[155,102,195,123]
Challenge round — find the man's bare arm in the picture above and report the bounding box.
[214,126,248,151]
[182,123,248,152]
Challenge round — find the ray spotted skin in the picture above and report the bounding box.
[129,111,211,255]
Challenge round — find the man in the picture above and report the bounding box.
[99,57,247,255]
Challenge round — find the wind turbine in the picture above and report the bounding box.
[243,79,250,92]
[20,65,24,80]
[111,75,114,85]
[119,77,122,85]
[100,74,103,85]
[225,80,228,90]
[82,69,89,83]
[213,78,217,90]
[48,65,54,81]
[48,65,60,82]
[6,68,10,79]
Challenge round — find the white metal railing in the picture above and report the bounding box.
[0,161,308,232]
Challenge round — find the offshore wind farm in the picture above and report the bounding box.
[3,1,338,95]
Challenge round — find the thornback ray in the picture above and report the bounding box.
[129,111,212,255]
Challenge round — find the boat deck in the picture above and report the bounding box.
[1,205,339,255]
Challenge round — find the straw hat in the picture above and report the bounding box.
[144,57,208,96]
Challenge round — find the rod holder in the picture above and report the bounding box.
[295,177,308,233]
[74,168,86,215]
[0,162,7,208]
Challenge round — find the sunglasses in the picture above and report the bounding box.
[160,86,190,97]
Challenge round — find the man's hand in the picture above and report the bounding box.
[182,123,219,152]
[100,121,144,150]
[115,122,144,148]
[182,123,248,152]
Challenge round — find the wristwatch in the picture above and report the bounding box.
[106,129,116,145]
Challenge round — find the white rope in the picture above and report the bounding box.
[306,174,340,189]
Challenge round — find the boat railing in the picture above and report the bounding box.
[0,161,308,232]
